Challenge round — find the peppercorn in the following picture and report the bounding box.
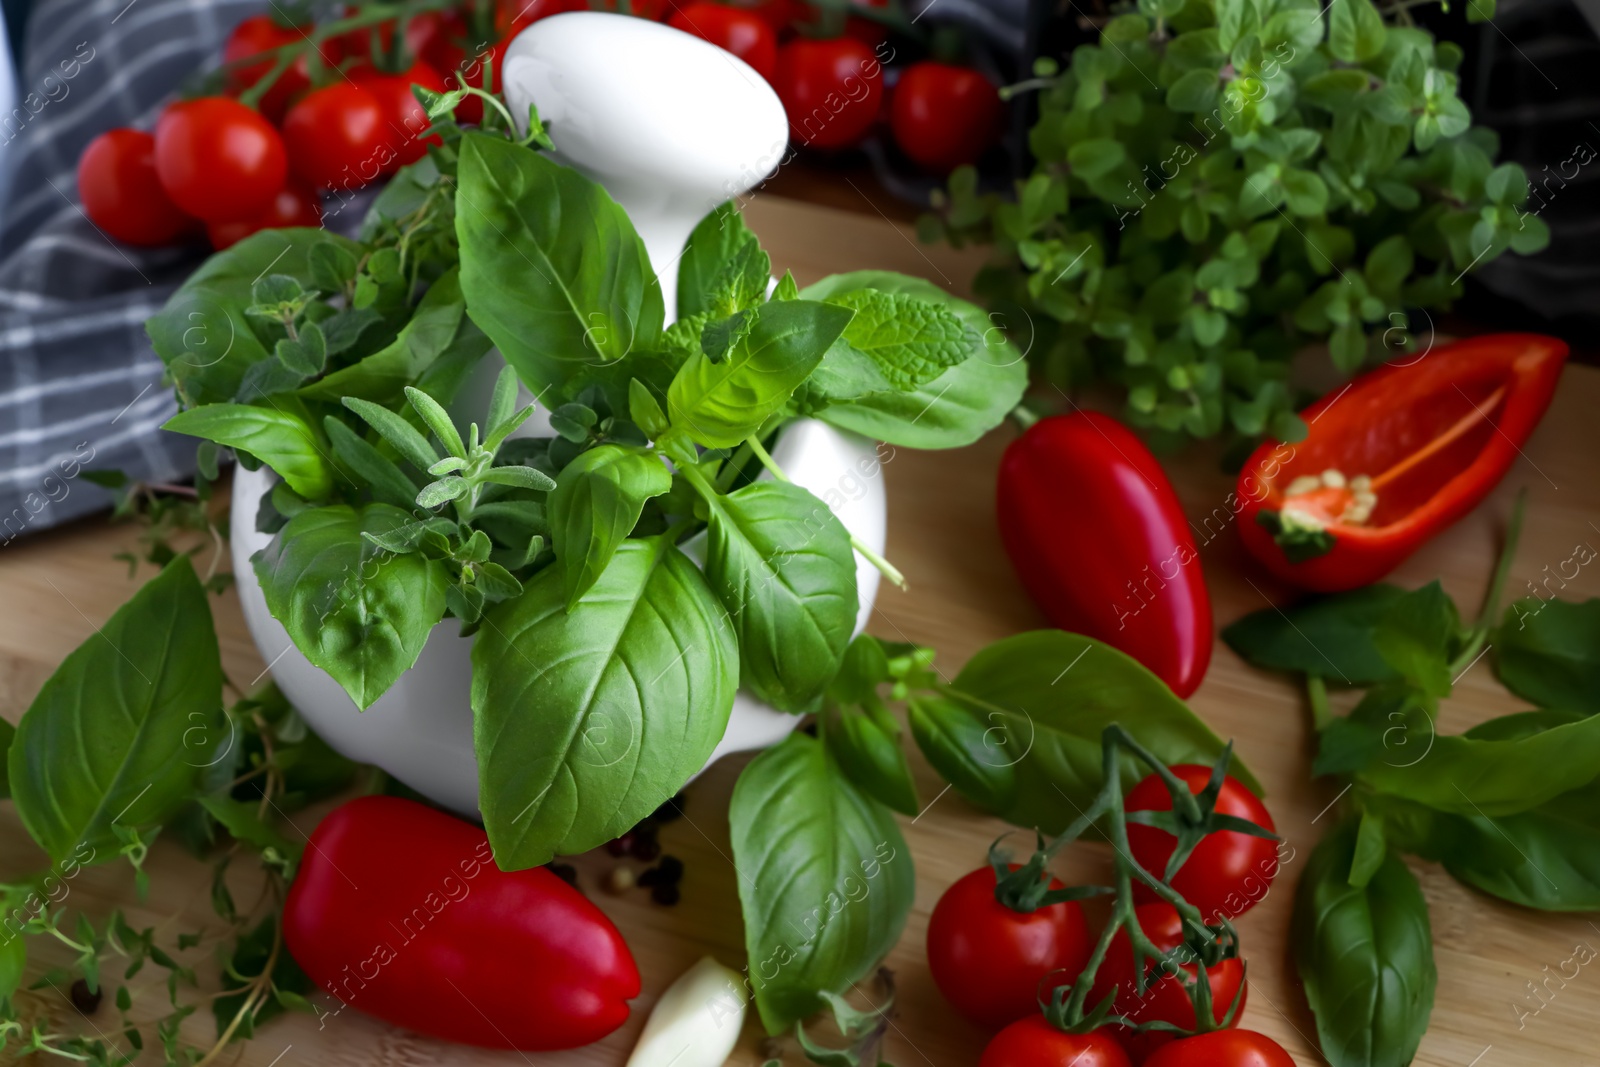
[651,793,686,824]
[605,832,635,857]
[651,882,680,906]
[602,866,636,895]
[656,855,684,884]
[632,828,661,862]
[70,978,102,1014]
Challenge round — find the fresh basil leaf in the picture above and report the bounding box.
[147,228,363,406]
[1373,581,1459,697]
[1494,597,1600,714]
[0,912,23,1005]
[0,717,13,800]
[251,504,449,709]
[1356,697,1600,817]
[235,351,313,403]
[164,404,333,500]
[800,271,1026,449]
[548,445,673,609]
[1349,808,1387,888]
[730,732,914,1033]
[907,693,1019,812]
[456,132,663,394]
[9,558,224,863]
[300,268,470,403]
[199,795,301,864]
[678,201,760,320]
[1293,818,1435,1067]
[668,300,853,449]
[935,631,1257,827]
[703,481,858,712]
[704,239,772,318]
[826,707,920,816]
[1221,584,1406,685]
[472,539,737,868]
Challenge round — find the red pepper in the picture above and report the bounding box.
[1236,333,1568,592]
[283,795,640,1050]
[996,411,1213,698]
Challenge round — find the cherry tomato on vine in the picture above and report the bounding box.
[734,0,805,34]
[668,2,778,81]
[282,82,390,191]
[221,15,337,122]
[926,866,1093,1030]
[355,60,448,168]
[1140,1029,1295,1067]
[77,129,195,247]
[773,37,882,150]
[980,1016,1132,1067]
[1090,903,1246,1063]
[1126,766,1278,922]
[206,181,322,250]
[890,61,1002,172]
[797,0,890,45]
[154,97,287,223]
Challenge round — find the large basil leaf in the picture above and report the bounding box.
[703,481,858,712]
[0,718,13,800]
[147,228,363,405]
[907,693,1018,811]
[1373,581,1458,697]
[251,504,448,709]
[936,631,1257,828]
[677,201,760,320]
[164,404,332,499]
[1355,699,1600,817]
[472,538,737,868]
[799,271,1026,449]
[1494,597,1600,713]
[1293,819,1435,1067]
[668,300,853,449]
[0,912,22,1004]
[1375,710,1600,911]
[730,732,914,1033]
[1221,583,1406,685]
[300,267,485,403]
[455,132,663,393]
[548,445,673,609]
[9,558,224,863]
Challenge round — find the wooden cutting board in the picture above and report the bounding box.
[2,195,1597,1067]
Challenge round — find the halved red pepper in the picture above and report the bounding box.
[1236,333,1568,592]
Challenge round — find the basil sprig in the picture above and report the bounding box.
[1226,492,1600,1065]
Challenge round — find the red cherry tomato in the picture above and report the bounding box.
[284,796,639,1049]
[1126,766,1278,923]
[734,0,805,34]
[498,0,590,35]
[221,15,339,122]
[355,60,448,168]
[980,1016,1132,1067]
[773,37,883,150]
[154,97,287,223]
[926,866,1093,1031]
[450,35,511,125]
[1091,903,1247,1062]
[668,2,778,81]
[890,61,1002,172]
[76,129,195,247]
[282,82,390,192]
[1141,1030,1295,1067]
[206,181,322,250]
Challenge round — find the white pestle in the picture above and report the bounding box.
[500,12,789,317]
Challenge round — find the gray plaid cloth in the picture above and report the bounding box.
[0,0,263,543]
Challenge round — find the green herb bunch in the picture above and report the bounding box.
[924,0,1548,449]
[1224,494,1600,1065]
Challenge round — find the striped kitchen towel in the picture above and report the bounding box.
[0,0,262,543]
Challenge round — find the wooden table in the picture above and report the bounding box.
[4,196,1598,1066]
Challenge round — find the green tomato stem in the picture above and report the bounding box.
[745,433,907,590]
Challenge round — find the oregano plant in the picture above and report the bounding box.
[924,0,1547,449]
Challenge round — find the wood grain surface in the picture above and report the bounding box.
[2,196,1597,1066]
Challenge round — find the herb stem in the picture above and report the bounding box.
[744,434,907,590]
[1307,674,1331,732]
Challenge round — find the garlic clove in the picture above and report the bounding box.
[625,956,748,1067]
